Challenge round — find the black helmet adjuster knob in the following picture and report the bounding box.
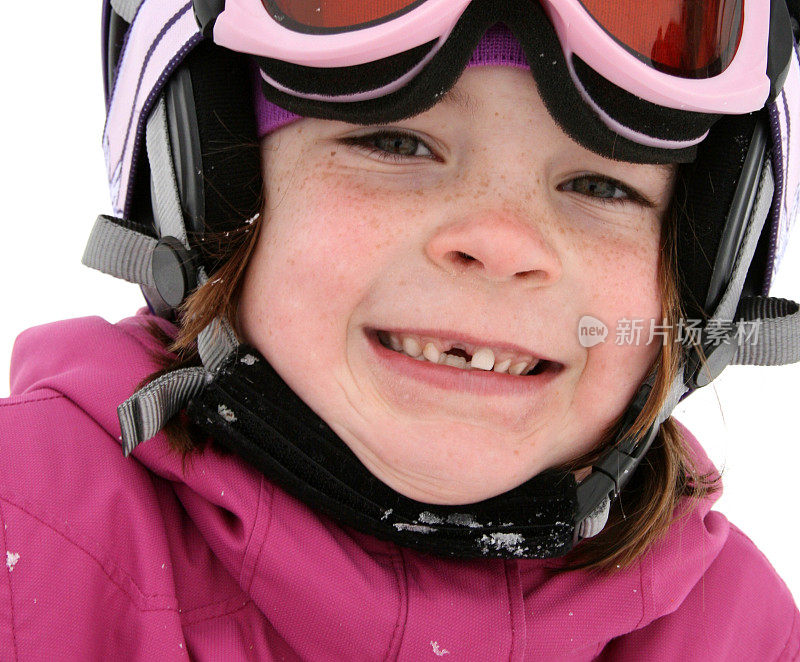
[151,236,198,309]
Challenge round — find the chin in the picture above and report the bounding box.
[369,454,547,506]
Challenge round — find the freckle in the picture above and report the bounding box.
[330,151,336,157]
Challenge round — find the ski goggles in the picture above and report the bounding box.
[205,0,780,115]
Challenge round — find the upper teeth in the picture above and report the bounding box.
[381,332,541,375]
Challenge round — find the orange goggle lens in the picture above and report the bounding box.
[579,0,745,77]
[266,0,426,31]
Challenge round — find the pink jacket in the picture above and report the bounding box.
[1,312,798,661]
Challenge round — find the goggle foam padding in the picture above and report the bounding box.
[258,39,438,96]
[254,22,530,138]
[254,0,714,163]
[571,57,719,146]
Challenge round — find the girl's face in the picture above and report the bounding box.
[239,67,675,505]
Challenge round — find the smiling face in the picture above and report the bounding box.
[238,66,675,505]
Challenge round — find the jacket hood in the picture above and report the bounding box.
[5,311,761,658]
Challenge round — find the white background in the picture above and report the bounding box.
[1,4,798,604]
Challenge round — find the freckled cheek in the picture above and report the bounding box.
[569,229,662,406]
[258,181,420,328]
[309,176,428,259]
[576,226,662,322]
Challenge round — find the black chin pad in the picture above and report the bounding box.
[188,345,578,559]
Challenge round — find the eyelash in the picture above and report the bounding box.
[558,175,649,206]
[341,130,650,206]
[340,129,438,162]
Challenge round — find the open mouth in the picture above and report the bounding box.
[372,329,561,377]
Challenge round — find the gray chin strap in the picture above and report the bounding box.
[83,91,800,543]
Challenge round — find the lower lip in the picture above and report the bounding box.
[365,329,563,397]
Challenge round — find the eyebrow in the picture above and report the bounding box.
[439,87,480,114]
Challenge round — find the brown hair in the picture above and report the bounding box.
[559,197,719,572]
[141,169,718,573]
[138,220,263,456]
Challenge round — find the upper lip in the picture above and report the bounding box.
[369,326,561,364]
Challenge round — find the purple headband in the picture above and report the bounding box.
[254,24,529,138]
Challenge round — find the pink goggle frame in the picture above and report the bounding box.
[212,0,771,114]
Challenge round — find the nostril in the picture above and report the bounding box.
[451,251,477,264]
[446,251,541,280]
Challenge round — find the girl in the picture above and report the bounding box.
[1,0,799,659]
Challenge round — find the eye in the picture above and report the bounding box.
[560,175,651,206]
[341,129,437,162]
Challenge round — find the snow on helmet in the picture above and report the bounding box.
[83,0,800,556]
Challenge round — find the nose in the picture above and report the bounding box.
[424,211,562,286]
